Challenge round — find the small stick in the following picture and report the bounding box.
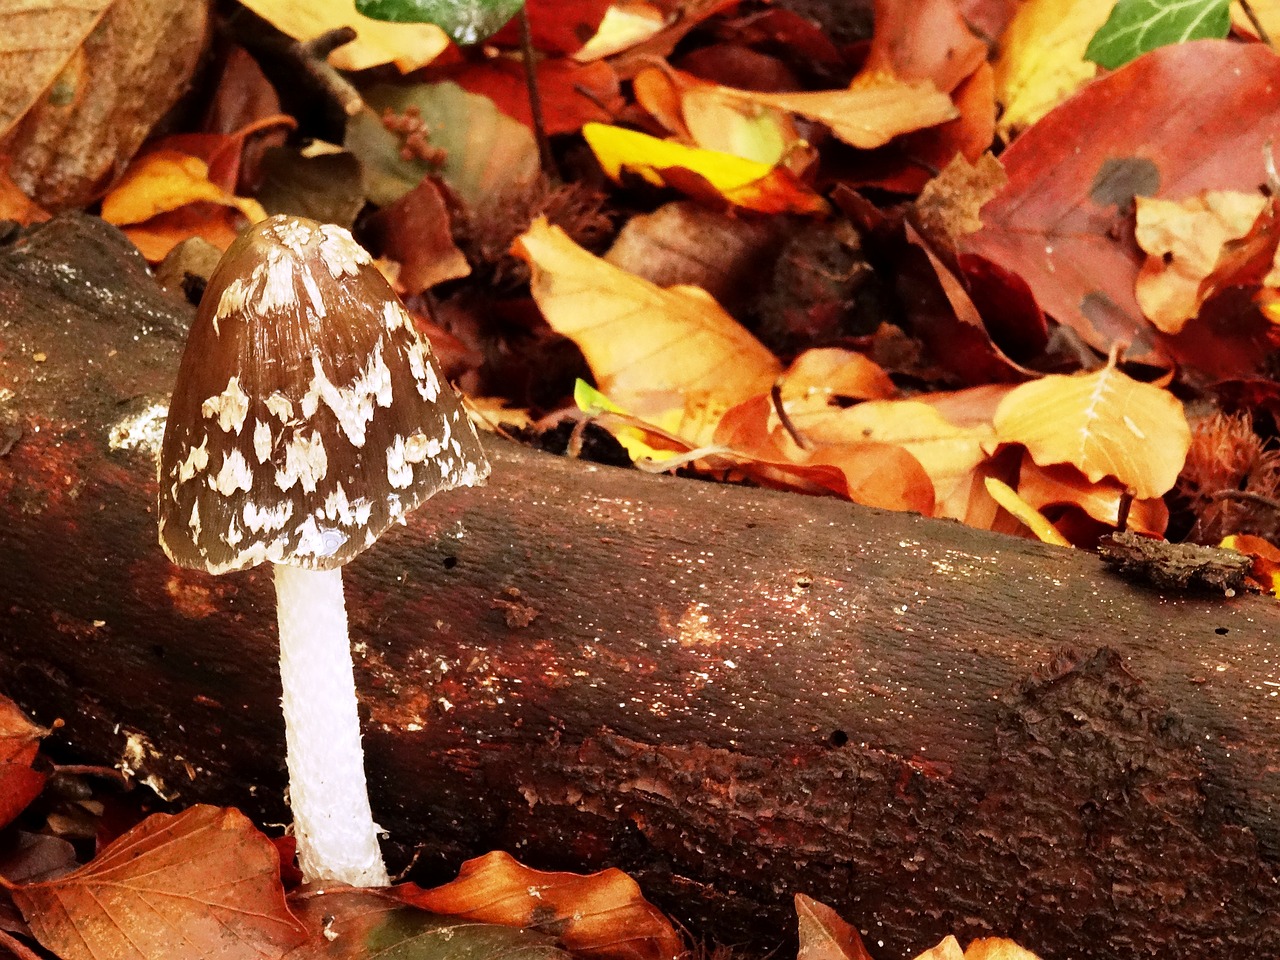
[293,27,365,118]
[1115,490,1133,533]
[1209,489,1280,512]
[519,7,558,179]
[1239,0,1276,50]
[771,381,811,451]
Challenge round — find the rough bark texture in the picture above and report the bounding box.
[2,216,1279,960]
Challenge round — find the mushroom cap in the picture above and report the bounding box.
[158,215,489,574]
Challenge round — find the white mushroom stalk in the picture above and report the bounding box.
[275,565,386,886]
[157,215,490,887]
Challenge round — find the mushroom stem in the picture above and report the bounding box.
[274,563,389,887]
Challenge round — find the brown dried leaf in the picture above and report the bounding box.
[914,152,1007,254]
[4,0,208,210]
[367,178,470,294]
[12,805,307,960]
[795,894,873,960]
[399,851,683,960]
[0,0,113,140]
[993,364,1191,499]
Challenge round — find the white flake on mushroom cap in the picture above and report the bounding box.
[156,214,489,889]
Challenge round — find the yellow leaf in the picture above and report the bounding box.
[100,150,265,226]
[984,477,1072,547]
[680,86,797,166]
[992,0,1112,140]
[993,364,1191,499]
[963,939,1044,960]
[573,3,669,62]
[1017,456,1168,536]
[582,123,827,214]
[1134,190,1269,334]
[236,0,449,72]
[779,349,897,404]
[512,218,782,445]
[913,936,965,960]
[715,71,959,149]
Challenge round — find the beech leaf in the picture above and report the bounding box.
[0,695,47,830]
[795,894,873,960]
[993,365,1191,499]
[12,805,307,960]
[399,850,683,960]
[512,217,782,444]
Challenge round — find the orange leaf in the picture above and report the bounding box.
[1220,533,1280,596]
[963,938,1043,960]
[1017,456,1169,536]
[0,163,49,226]
[779,348,897,403]
[512,217,782,443]
[101,149,266,227]
[400,851,683,960]
[984,477,1072,547]
[711,71,959,149]
[0,696,47,830]
[913,936,965,960]
[865,0,988,93]
[993,364,1191,499]
[1134,190,1270,334]
[123,203,246,262]
[12,805,307,960]
[582,122,827,215]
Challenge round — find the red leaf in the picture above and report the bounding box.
[12,805,307,960]
[962,40,1280,367]
[0,697,47,830]
[449,58,623,135]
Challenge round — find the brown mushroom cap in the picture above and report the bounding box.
[158,215,489,574]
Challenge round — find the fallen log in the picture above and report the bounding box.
[1,215,1278,960]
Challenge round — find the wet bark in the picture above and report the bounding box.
[1,215,1278,960]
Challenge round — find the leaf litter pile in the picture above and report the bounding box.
[4,0,1280,957]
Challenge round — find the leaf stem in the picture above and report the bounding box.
[519,6,557,179]
[1239,0,1276,50]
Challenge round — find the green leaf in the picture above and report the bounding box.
[345,82,539,214]
[574,379,622,416]
[1085,0,1230,69]
[354,0,525,45]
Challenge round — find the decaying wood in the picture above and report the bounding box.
[2,216,1279,960]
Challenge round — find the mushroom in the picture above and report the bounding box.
[157,215,489,887]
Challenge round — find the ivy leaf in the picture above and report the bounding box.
[355,0,525,45]
[1085,0,1230,69]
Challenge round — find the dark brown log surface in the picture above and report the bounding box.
[2,216,1279,960]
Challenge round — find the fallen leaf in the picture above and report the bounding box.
[1220,533,1280,596]
[582,122,828,215]
[913,935,965,960]
[399,850,683,960]
[1017,456,1169,536]
[779,348,897,404]
[0,697,47,831]
[448,58,624,135]
[100,149,266,226]
[795,894,873,960]
[914,152,1007,254]
[992,0,1111,139]
[0,0,112,140]
[348,82,540,215]
[984,477,1072,546]
[236,0,449,71]
[513,218,781,442]
[356,0,524,45]
[993,363,1191,499]
[0,164,49,225]
[962,939,1044,960]
[489,0,615,55]
[12,805,307,960]
[712,72,960,150]
[965,41,1280,367]
[1134,189,1270,334]
[288,887,570,960]
[865,0,988,93]
[122,203,246,262]
[5,0,208,211]
[573,3,669,61]
[367,177,470,294]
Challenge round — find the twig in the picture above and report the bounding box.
[292,27,364,118]
[52,763,131,786]
[771,381,811,451]
[519,7,558,179]
[1116,490,1133,533]
[1239,0,1276,50]
[0,930,44,960]
[1209,489,1280,512]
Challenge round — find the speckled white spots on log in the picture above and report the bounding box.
[201,377,250,434]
